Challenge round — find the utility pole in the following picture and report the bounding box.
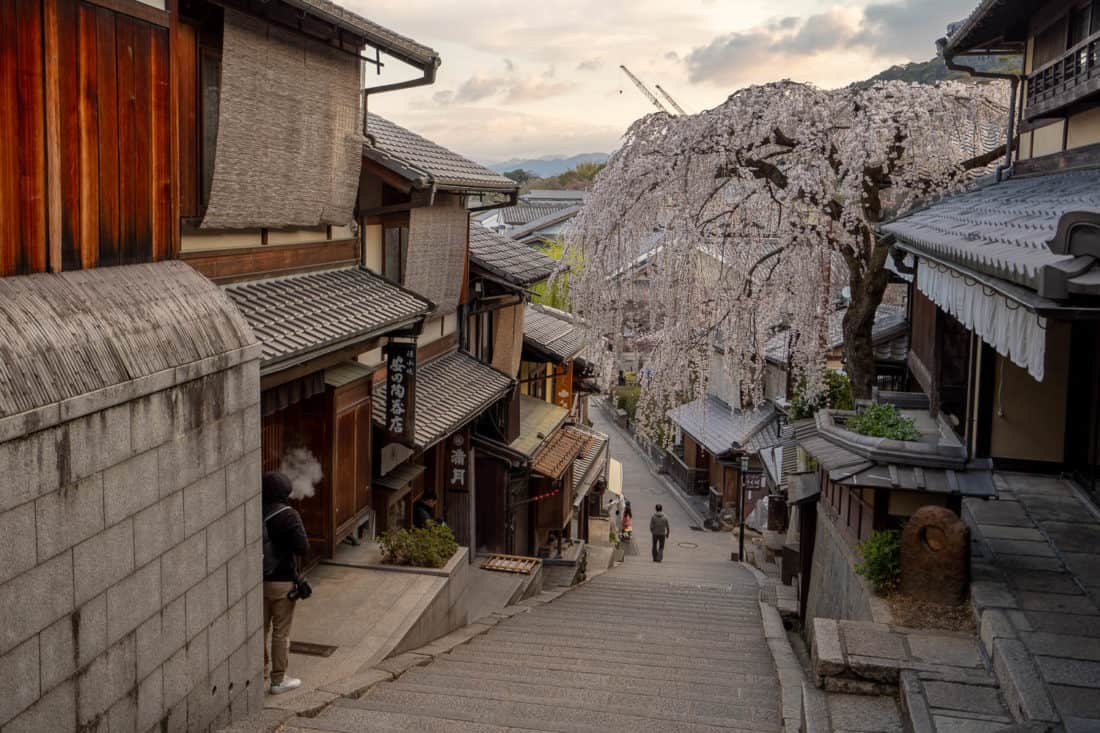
[739,454,748,562]
[619,65,671,115]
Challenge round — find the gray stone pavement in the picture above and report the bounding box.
[965,472,1100,731]
[289,407,783,732]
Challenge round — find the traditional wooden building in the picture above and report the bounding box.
[0,0,434,727]
[881,0,1100,489]
[353,114,522,550]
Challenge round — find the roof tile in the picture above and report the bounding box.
[365,113,518,192]
[469,222,557,286]
[524,304,584,362]
[224,267,430,370]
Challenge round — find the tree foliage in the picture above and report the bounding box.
[788,370,853,420]
[848,403,921,441]
[562,80,1006,440]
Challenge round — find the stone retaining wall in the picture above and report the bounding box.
[0,352,263,733]
[805,511,892,644]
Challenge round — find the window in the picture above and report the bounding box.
[200,49,221,208]
[1069,3,1091,48]
[478,312,494,363]
[383,225,408,283]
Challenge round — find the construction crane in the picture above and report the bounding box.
[654,84,687,115]
[619,65,671,115]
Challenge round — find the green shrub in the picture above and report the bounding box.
[855,529,901,594]
[788,371,854,420]
[614,385,641,420]
[378,522,458,568]
[848,403,921,441]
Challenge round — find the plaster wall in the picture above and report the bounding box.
[1066,106,1100,150]
[1031,121,1066,158]
[363,224,383,273]
[0,357,264,733]
[989,323,1070,463]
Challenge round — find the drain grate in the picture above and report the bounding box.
[677,542,698,549]
[289,641,337,657]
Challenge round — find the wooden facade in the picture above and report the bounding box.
[0,0,175,277]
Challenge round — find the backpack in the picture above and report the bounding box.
[262,506,291,578]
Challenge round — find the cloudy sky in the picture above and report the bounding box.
[350,0,963,165]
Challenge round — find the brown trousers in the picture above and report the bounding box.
[263,581,297,684]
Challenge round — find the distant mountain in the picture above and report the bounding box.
[853,55,1020,88]
[489,153,610,178]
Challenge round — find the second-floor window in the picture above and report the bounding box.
[383,225,408,283]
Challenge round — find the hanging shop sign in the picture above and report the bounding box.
[448,429,468,491]
[385,341,417,446]
[741,469,765,493]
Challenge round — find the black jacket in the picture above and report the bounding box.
[413,500,435,529]
[262,472,309,582]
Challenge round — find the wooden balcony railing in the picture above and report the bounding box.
[1027,34,1100,119]
[665,450,710,495]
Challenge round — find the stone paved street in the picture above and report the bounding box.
[288,410,782,731]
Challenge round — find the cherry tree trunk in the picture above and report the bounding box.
[844,243,892,400]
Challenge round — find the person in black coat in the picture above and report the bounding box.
[262,471,309,694]
[413,491,438,529]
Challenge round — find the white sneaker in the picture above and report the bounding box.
[269,677,302,695]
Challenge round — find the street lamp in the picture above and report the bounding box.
[739,454,749,562]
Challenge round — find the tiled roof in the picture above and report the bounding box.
[524,190,588,202]
[372,351,514,449]
[509,396,568,457]
[667,396,778,457]
[764,305,908,365]
[510,206,582,242]
[0,262,256,420]
[293,0,438,67]
[524,304,584,362]
[571,426,609,496]
[365,114,518,192]
[882,169,1100,298]
[532,426,592,479]
[501,203,573,226]
[223,267,430,372]
[942,0,1030,54]
[469,222,557,286]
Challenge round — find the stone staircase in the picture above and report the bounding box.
[808,617,1017,732]
[296,572,784,732]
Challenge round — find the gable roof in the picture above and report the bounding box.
[469,222,557,286]
[666,396,779,457]
[524,304,584,362]
[941,0,1031,54]
[881,169,1100,300]
[364,114,518,193]
[510,205,582,243]
[224,266,431,374]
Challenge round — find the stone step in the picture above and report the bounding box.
[494,618,779,648]
[461,636,777,673]
[348,686,778,732]
[900,669,1016,733]
[443,645,780,688]
[386,671,782,727]
[297,705,543,732]
[422,656,782,705]
[483,627,773,662]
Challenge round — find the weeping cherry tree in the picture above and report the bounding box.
[564,80,1008,438]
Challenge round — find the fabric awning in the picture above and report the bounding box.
[915,260,1047,381]
[607,459,623,496]
[572,429,610,506]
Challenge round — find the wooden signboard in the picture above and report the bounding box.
[384,341,417,446]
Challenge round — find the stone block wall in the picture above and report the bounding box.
[0,352,263,733]
[805,510,892,646]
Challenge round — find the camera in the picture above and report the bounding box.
[287,578,312,601]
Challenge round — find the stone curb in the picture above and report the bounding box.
[899,670,936,733]
[759,600,808,733]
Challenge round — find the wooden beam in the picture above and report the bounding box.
[44,0,62,272]
[167,0,180,258]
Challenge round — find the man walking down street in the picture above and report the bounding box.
[262,471,309,695]
[650,503,670,562]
